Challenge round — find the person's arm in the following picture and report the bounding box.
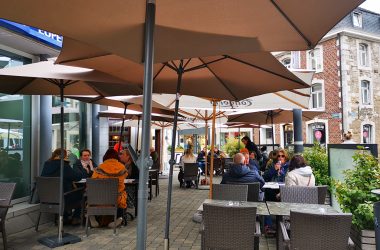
[263,165,277,182]
[285,173,296,186]
[252,143,262,160]
[64,162,83,181]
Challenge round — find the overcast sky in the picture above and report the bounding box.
[360,0,380,13]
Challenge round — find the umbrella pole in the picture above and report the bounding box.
[6,123,10,152]
[209,101,217,199]
[136,116,140,150]
[117,104,128,153]
[164,60,183,249]
[137,1,155,249]
[271,112,275,150]
[58,83,65,242]
[204,113,208,180]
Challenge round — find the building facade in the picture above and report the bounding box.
[256,8,380,148]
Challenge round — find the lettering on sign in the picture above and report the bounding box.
[212,99,253,108]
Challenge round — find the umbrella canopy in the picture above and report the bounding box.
[69,95,175,117]
[0,0,363,62]
[0,61,141,96]
[57,49,310,100]
[227,109,323,124]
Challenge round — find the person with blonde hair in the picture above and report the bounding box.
[178,148,197,188]
[263,148,289,183]
[342,131,356,144]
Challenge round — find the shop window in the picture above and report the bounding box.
[308,122,326,144]
[362,124,373,144]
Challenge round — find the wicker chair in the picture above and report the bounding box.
[35,177,84,231]
[280,211,353,250]
[226,182,260,202]
[212,184,248,201]
[221,157,233,174]
[85,178,119,236]
[280,186,319,204]
[183,163,200,188]
[0,182,16,250]
[201,203,259,249]
[316,185,328,204]
[148,169,159,200]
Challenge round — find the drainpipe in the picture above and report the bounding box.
[338,33,346,136]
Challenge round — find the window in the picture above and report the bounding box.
[363,124,373,143]
[358,43,369,67]
[307,47,322,72]
[308,122,326,144]
[281,58,291,69]
[311,83,323,109]
[353,12,362,28]
[291,51,301,69]
[361,80,371,105]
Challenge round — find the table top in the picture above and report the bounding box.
[266,201,338,216]
[197,199,269,215]
[371,189,380,195]
[262,182,285,189]
[76,178,137,184]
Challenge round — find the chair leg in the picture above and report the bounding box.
[85,215,89,237]
[2,222,7,250]
[113,213,117,236]
[155,182,159,197]
[35,212,41,231]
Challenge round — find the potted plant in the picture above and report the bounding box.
[303,143,331,187]
[334,148,380,249]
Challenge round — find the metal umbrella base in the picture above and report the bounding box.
[38,233,81,248]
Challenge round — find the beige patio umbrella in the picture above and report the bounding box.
[0,61,142,247]
[0,0,363,63]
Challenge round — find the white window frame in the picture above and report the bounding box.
[352,12,363,28]
[291,51,301,69]
[309,79,325,110]
[305,119,329,144]
[360,121,375,144]
[306,46,323,73]
[359,77,373,108]
[357,41,371,70]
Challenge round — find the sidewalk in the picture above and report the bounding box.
[6,172,275,249]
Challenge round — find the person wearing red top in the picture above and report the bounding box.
[113,138,124,152]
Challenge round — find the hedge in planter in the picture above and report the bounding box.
[303,143,330,188]
[334,148,380,230]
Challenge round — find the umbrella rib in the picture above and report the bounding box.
[289,89,310,97]
[184,56,228,73]
[154,64,166,80]
[198,58,238,100]
[226,55,307,86]
[163,62,178,72]
[183,59,192,70]
[274,92,308,109]
[270,0,312,48]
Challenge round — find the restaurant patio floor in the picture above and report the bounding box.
[6,171,276,250]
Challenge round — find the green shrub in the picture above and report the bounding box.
[303,143,330,187]
[334,149,380,230]
[223,137,244,157]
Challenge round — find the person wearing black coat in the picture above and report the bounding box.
[241,136,262,161]
[41,148,83,225]
[72,149,97,178]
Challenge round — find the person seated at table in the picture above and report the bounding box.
[73,149,97,178]
[119,149,139,179]
[260,146,269,171]
[91,149,128,228]
[197,147,207,175]
[207,147,220,158]
[220,153,265,190]
[41,148,83,225]
[240,148,260,172]
[178,148,197,188]
[285,155,315,186]
[113,138,125,152]
[263,148,289,183]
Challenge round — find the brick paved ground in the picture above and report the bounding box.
[6,171,276,250]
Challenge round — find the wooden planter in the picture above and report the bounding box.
[350,225,376,250]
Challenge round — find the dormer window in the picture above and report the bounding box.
[353,12,362,28]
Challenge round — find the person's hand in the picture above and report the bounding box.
[85,165,91,174]
[275,162,281,171]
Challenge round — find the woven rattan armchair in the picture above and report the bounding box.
[183,163,200,188]
[212,184,248,201]
[280,185,319,204]
[280,211,353,250]
[226,182,260,202]
[0,182,16,250]
[35,177,84,231]
[201,203,259,250]
[316,185,328,204]
[85,178,118,236]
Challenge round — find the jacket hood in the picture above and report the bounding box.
[96,159,127,177]
[291,166,313,177]
[229,164,251,178]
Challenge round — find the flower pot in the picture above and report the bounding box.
[350,225,376,250]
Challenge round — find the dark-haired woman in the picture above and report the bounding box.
[91,149,128,228]
[285,155,315,186]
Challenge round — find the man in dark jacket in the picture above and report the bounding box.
[41,148,83,225]
[73,149,97,178]
[221,153,265,188]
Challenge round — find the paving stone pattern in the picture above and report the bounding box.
[6,172,275,249]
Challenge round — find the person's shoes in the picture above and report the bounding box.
[71,217,81,226]
[89,216,99,228]
[108,217,123,228]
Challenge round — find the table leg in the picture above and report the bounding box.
[276,215,281,250]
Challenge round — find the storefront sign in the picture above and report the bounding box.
[0,19,62,49]
[213,99,253,108]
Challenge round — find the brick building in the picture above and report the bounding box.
[254,8,380,147]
